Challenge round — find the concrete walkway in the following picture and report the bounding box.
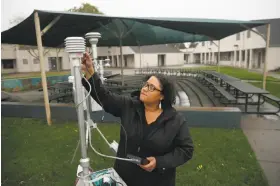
[10,90,44,103]
[268,73,280,79]
[241,115,280,186]
[249,69,280,80]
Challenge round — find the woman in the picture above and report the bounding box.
[81,53,194,186]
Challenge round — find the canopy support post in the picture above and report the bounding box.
[41,15,62,36]
[263,24,271,90]
[217,40,221,72]
[240,23,270,90]
[34,11,51,125]
[139,45,142,68]
[119,39,124,86]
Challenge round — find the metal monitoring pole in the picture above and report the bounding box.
[139,45,142,68]
[34,11,51,125]
[66,33,126,186]
[65,37,91,186]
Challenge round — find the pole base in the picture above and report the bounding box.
[75,167,127,186]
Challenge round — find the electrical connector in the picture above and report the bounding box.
[110,140,119,154]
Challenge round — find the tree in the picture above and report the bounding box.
[9,16,64,71]
[68,3,103,14]
[25,46,51,59]
[9,16,25,28]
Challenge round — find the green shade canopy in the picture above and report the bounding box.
[1,9,268,47]
[93,19,209,46]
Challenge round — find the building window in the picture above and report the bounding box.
[202,42,205,46]
[220,52,231,61]
[236,33,240,40]
[242,50,245,61]
[33,59,39,64]
[22,59,28,64]
[184,54,189,62]
[2,59,15,69]
[236,51,239,61]
[247,30,251,38]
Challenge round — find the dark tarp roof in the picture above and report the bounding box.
[255,18,280,47]
[130,44,182,53]
[1,10,268,48]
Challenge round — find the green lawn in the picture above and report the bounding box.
[188,66,279,82]
[1,71,71,80]
[188,66,280,98]
[2,118,268,186]
[250,81,280,98]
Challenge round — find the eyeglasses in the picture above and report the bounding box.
[142,82,162,92]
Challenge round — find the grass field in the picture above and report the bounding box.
[1,66,279,81]
[188,66,280,82]
[250,81,280,98]
[189,66,280,98]
[2,118,268,186]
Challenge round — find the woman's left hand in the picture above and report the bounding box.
[139,157,156,172]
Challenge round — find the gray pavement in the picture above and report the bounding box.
[249,69,280,80]
[241,115,280,186]
[269,73,280,79]
[10,90,44,103]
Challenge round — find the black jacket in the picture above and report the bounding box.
[82,73,194,186]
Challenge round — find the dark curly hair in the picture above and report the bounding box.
[143,73,176,109]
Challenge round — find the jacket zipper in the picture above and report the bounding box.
[137,109,143,154]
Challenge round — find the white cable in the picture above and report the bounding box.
[85,121,89,148]
[95,125,112,147]
[70,64,132,168]
[83,67,128,155]
[87,121,134,162]
[75,70,91,108]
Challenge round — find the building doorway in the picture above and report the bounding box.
[257,52,262,68]
[158,54,165,66]
[48,57,62,71]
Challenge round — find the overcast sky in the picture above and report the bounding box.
[1,0,280,31]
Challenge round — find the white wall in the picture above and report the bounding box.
[15,48,72,72]
[97,46,135,57]
[16,50,42,72]
[137,54,158,67]
[1,44,17,59]
[189,28,266,54]
[267,47,280,70]
[134,53,184,68]
[60,50,71,70]
[124,55,135,68]
[134,54,141,68]
[185,27,280,70]
[165,53,184,66]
